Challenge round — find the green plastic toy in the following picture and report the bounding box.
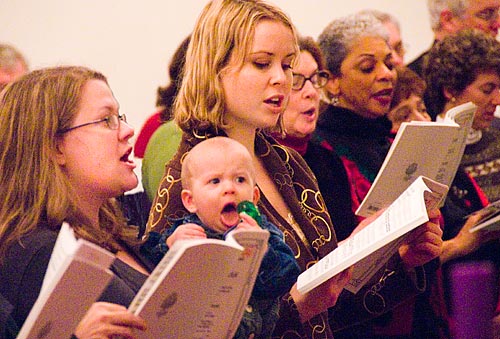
[237,200,262,226]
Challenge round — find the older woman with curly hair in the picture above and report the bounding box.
[424,28,500,213]
[424,28,500,334]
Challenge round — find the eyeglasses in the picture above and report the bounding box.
[58,113,127,134]
[292,70,330,91]
[475,7,500,22]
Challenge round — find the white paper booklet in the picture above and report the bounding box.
[17,222,115,339]
[129,228,270,339]
[356,102,476,218]
[297,176,448,295]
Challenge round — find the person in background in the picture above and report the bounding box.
[276,36,444,339]
[273,35,358,242]
[141,36,190,202]
[145,1,443,338]
[314,12,398,226]
[121,37,192,235]
[142,120,183,202]
[134,35,190,159]
[408,0,500,97]
[358,9,406,66]
[272,36,329,155]
[144,136,300,339]
[314,13,447,338]
[0,66,148,339]
[425,28,500,206]
[424,29,500,279]
[424,28,500,338]
[0,43,28,91]
[387,66,431,136]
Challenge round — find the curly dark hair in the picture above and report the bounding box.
[297,35,326,70]
[156,35,191,121]
[424,29,500,117]
[390,66,426,110]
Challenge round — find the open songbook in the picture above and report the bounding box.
[129,228,270,339]
[297,176,448,295]
[356,102,476,218]
[16,223,115,339]
[468,199,500,233]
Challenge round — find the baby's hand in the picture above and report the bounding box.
[235,212,260,231]
[166,223,207,248]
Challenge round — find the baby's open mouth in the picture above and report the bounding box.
[220,202,239,228]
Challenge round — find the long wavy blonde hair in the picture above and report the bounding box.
[0,66,135,263]
[174,0,299,134]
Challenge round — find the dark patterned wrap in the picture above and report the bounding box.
[462,127,500,203]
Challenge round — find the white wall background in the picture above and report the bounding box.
[0,1,433,140]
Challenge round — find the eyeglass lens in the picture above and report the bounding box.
[292,71,329,90]
[108,114,126,129]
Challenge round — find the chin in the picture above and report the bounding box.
[122,178,139,193]
[291,131,309,139]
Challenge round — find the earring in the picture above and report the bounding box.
[451,97,456,103]
[331,96,339,106]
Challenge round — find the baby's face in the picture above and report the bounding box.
[184,150,257,233]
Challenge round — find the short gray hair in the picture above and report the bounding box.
[0,44,28,71]
[318,13,389,77]
[427,0,468,31]
[358,9,401,31]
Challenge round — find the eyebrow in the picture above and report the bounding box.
[249,51,296,58]
[99,103,119,112]
[293,68,319,76]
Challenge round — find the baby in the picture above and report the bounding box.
[142,136,300,339]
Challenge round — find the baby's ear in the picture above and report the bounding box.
[181,189,197,213]
[252,186,260,205]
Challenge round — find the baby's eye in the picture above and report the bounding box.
[209,178,220,184]
[236,176,246,183]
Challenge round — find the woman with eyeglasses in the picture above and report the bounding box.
[0,66,149,339]
[272,36,329,154]
[272,36,359,243]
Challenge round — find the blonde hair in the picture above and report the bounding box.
[0,66,133,262]
[174,0,299,134]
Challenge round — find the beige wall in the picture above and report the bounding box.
[0,1,433,137]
